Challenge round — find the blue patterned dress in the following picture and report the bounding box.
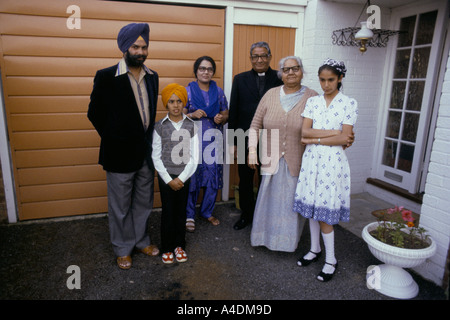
[293,92,358,225]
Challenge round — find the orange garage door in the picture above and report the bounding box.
[0,0,225,220]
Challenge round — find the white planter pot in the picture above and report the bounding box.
[362,222,436,299]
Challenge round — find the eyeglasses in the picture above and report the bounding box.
[250,54,270,62]
[282,65,301,74]
[198,66,214,73]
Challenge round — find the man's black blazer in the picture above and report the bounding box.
[88,64,159,173]
[228,67,283,133]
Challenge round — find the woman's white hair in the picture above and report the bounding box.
[277,56,305,79]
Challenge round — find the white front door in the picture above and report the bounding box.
[375,0,448,193]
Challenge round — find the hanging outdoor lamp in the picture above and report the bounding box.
[332,0,403,54]
[354,20,374,53]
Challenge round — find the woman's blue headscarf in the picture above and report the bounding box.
[188,80,220,118]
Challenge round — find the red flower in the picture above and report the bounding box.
[401,209,415,223]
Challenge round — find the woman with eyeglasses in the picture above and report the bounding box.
[247,56,318,252]
[184,56,229,232]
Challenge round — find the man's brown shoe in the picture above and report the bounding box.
[141,245,160,256]
[117,256,132,270]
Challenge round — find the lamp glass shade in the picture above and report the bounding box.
[355,21,374,40]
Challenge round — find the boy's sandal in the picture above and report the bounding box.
[204,216,220,226]
[174,247,188,263]
[140,245,160,256]
[186,219,195,232]
[162,252,174,264]
[117,256,132,270]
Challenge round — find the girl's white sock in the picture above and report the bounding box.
[303,219,321,260]
[321,230,337,274]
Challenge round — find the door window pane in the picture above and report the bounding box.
[398,15,416,47]
[394,49,410,79]
[402,112,419,142]
[416,11,438,45]
[390,81,406,109]
[411,47,431,78]
[406,81,425,111]
[398,143,414,173]
[386,111,402,139]
[382,140,397,168]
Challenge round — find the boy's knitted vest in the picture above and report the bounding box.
[154,118,196,175]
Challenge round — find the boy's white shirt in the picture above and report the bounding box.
[151,113,199,184]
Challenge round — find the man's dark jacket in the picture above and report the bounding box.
[88,64,159,173]
[228,67,283,133]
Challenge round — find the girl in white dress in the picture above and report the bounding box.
[293,59,357,282]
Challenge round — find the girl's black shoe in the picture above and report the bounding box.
[297,250,322,267]
[316,261,338,282]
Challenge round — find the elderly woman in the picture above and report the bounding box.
[184,56,229,232]
[248,56,318,252]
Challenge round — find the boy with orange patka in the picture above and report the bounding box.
[152,84,199,264]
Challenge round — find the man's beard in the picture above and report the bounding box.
[125,51,147,68]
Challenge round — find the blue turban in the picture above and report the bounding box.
[117,23,149,53]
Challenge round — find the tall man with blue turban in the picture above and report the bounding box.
[88,23,159,270]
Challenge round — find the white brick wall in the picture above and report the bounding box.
[417,53,450,286]
[301,0,391,193]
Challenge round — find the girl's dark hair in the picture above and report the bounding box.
[318,65,344,90]
[193,56,216,78]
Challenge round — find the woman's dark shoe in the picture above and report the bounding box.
[233,218,250,230]
[297,250,322,267]
[316,261,338,282]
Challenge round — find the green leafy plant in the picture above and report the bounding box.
[372,206,430,249]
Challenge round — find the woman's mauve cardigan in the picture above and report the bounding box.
[248,86,318,176]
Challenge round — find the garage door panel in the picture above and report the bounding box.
[4,56,198,78]
[7,96,89,114]
[20,194,161,220]
[0,35,119,58]
[3,56,114,77]
[6,77,93,96]
[17,156,160,188]
[158,77,223,92]
[18,165,105,186]
[0,13,223,44]
[13,131,99,150]
[152,23,224,43]
[0,0,223,27]
[10,113,92,131]
[1,35,224,60]
[20,197,109,220]
[20,181,107,203]
[152,42,223,61]
[19,179,164,203]
[156,110,169,122]
[15,148,99,168]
